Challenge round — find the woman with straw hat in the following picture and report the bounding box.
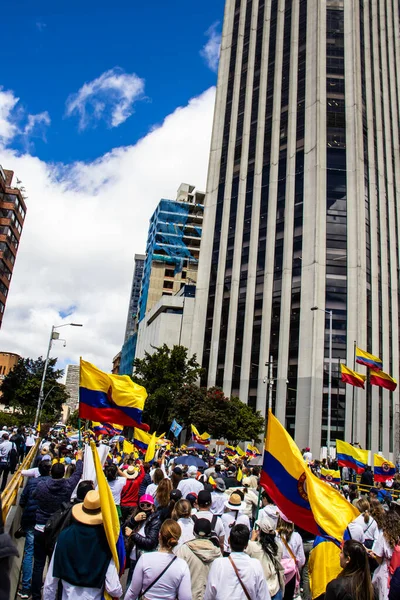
[42,490,123,600]
[221,492,250,556]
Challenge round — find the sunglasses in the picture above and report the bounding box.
[139,502,153,509]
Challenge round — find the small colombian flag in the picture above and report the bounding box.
[355,347,382,371]
[374,454,396,482]
[340,364,366,389]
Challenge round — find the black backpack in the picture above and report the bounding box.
[191,514,221,549]
[43,502,72,556]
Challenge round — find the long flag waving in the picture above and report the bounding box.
[340,364,366,389]
[260,411,358,543]
[90,441,125,588]
[374,454,396,482]
[191,424,211,445]
[370,369,397,392]
[79,359,148,430]
[355,347,382,371]
[336,440,369,474]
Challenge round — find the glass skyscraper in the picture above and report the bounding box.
[192,0,400,456]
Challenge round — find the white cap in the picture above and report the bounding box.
[188,465,198,476]
[67,445,73,450]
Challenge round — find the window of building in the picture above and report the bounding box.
[163,281,174,289]
[181,271,187,279]
[165,269,175,278]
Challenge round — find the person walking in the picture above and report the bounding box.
[178,465,204,498]
[371,510,400,600]
[276,513,305,600]
[194,490,225,551]
[42,490,123,599]
[125,519,192,600]
[325,539,374,600]
[0,432,17,491]
[172,499,195,549]
[120,464,145,522]
[221,493,250,555]
[0,497,19,600]
[204,523,270,600]
[177,517,222,600]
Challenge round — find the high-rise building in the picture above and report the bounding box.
[124,254,145,341]
[0,166,27,327]
[192,0,400,456]
[64,364,80,411]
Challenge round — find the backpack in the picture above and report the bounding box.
[43,502,72,556]
[192,514,221,549]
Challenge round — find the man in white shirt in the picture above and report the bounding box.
[302,447,312,463]
[195,490,225,551]
[177,465,204,498]
[0,432,15,491]
[25,430,36,455]
[204,524,270,600]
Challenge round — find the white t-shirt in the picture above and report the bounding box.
[195,510,225,540]
[0,440,13,461]
[108,477,126,505]
[125,551,191,600]
[278,532,306,568]
[175,518,195,549]
[353,514,379,542]
[221,512,250,553]
[177,478,204,498]
[146,483,158,498]
[210,492,226,516]
[204,552,270,600]
[26,435,36,447]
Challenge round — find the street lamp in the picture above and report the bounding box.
[34,323,83,427]
[311,306,333,453]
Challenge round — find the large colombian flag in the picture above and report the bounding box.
[336,440,369,474]
[374,454,396,482]
[340,364,366,389]
[370,369,397,392]
[355,347,382,371]
[79,359,149,430]
[260,411,358,543]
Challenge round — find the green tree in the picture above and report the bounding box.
[0,357,68,423]
[67,409,79,428]
[132,345,203,431]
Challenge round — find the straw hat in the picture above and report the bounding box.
[224,492,246,511]
[72,490,103,526]
[126,466,139,480]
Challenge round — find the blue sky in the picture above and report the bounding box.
[2,0,223,162]
[0,1,223,371]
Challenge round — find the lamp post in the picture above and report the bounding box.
[34,323,83,428]
[311,306,333,453]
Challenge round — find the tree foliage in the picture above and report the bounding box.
[0,357,68,423]
[67,409,79,428]
[131,344,203,432]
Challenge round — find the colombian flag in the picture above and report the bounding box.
[355,347,382,371]
[133,428,151,452]
[92,422,124,437]
[370,369,397,392]
[321,468,340,485]
[340,364,366,389]
[308,537,341,599]
[260,411,358,542]
[374,454,396,482]
[236,446,245,457]
[145,433,157,463]
[246,444,261,457]
[336,440,368,474]
[79,359,148,429]
[191,424,211,445]
[90,441,125,591]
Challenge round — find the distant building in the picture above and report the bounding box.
[0,351,20,382]
[124,254,145,342]
[65,364,80,411]
[112,352,121,374]
[0,166,27,327]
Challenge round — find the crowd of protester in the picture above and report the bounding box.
[0,426,400,600]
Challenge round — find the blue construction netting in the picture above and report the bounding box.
[119,333,137,376]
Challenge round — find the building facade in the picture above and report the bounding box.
[192,0,400,456]
[0,167,27,327]
[64,364,80,411]
[124,254,145,341]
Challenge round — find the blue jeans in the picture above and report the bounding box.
[21,528,35,591]
[32,530,48,600]
[272,591,283,600]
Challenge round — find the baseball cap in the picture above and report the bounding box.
[170,489,183,502]
[198,490,212,506]
[173,466,183,475]
[188,465,198,475]
[215,478,226,492]
[193,518,212,538]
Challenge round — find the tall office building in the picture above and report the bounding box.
[0,166,27,327]
[64,364,80,411]
[192,0,400,456]
[124,254,146,341]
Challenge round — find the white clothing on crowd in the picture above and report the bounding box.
[303,451,312,463]
[146,482,158,497]
[25,434,36,447]
[108,477,126,505]
[277,531,306,568]
[177,477,204,498]
[210,492,226,516]
[242,489,259,520]
[346,521,365,544]
[258,504,280,529]
[204,551,271,600]
[353,514,379,543]
[221,512,251,554]
[125,551,192,600]
[342,466,350,481]
[0,439,13,461]
[43,554,122,600]
[21,467,40,478]
[372,532,393,600]
[196,510,225,540]
[175,518,195,549]
[245,539,283,597]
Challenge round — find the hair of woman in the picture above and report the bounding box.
[277,516,294,542]
[370,498,386,531]
[339,540,374,600]
[152,468,164,485]
[259,530,279,561]
[156,478,173,508]
[105,464,118,482]
[382,509,400,549]
[170,471,182,490]
[159,519,181,550]
[172,499,192,521]
[355,498,370,524]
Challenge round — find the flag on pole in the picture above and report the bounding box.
[133,428,151,452]
[169,419,183,438]
[374,454,396,482]
[260,411,359,543]
[320,468,341,485]
[79,359,148,429]
[336,440,368,474]
[236,446,245,457]
[369,369,397,392]
[340,364,367,389]
[246,444,261,457]
[355,347,383,371]
[145,432,157,463]
[90,441,125,588]
[191,424,211,445]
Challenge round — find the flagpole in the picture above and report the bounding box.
[78,357,82,448]
[351,341,356,443]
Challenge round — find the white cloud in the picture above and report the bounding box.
[0,87,215,372]
[200,22,221,73]
[24,112,51,136]
[66,67,145,131]
[0,88,19,142]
